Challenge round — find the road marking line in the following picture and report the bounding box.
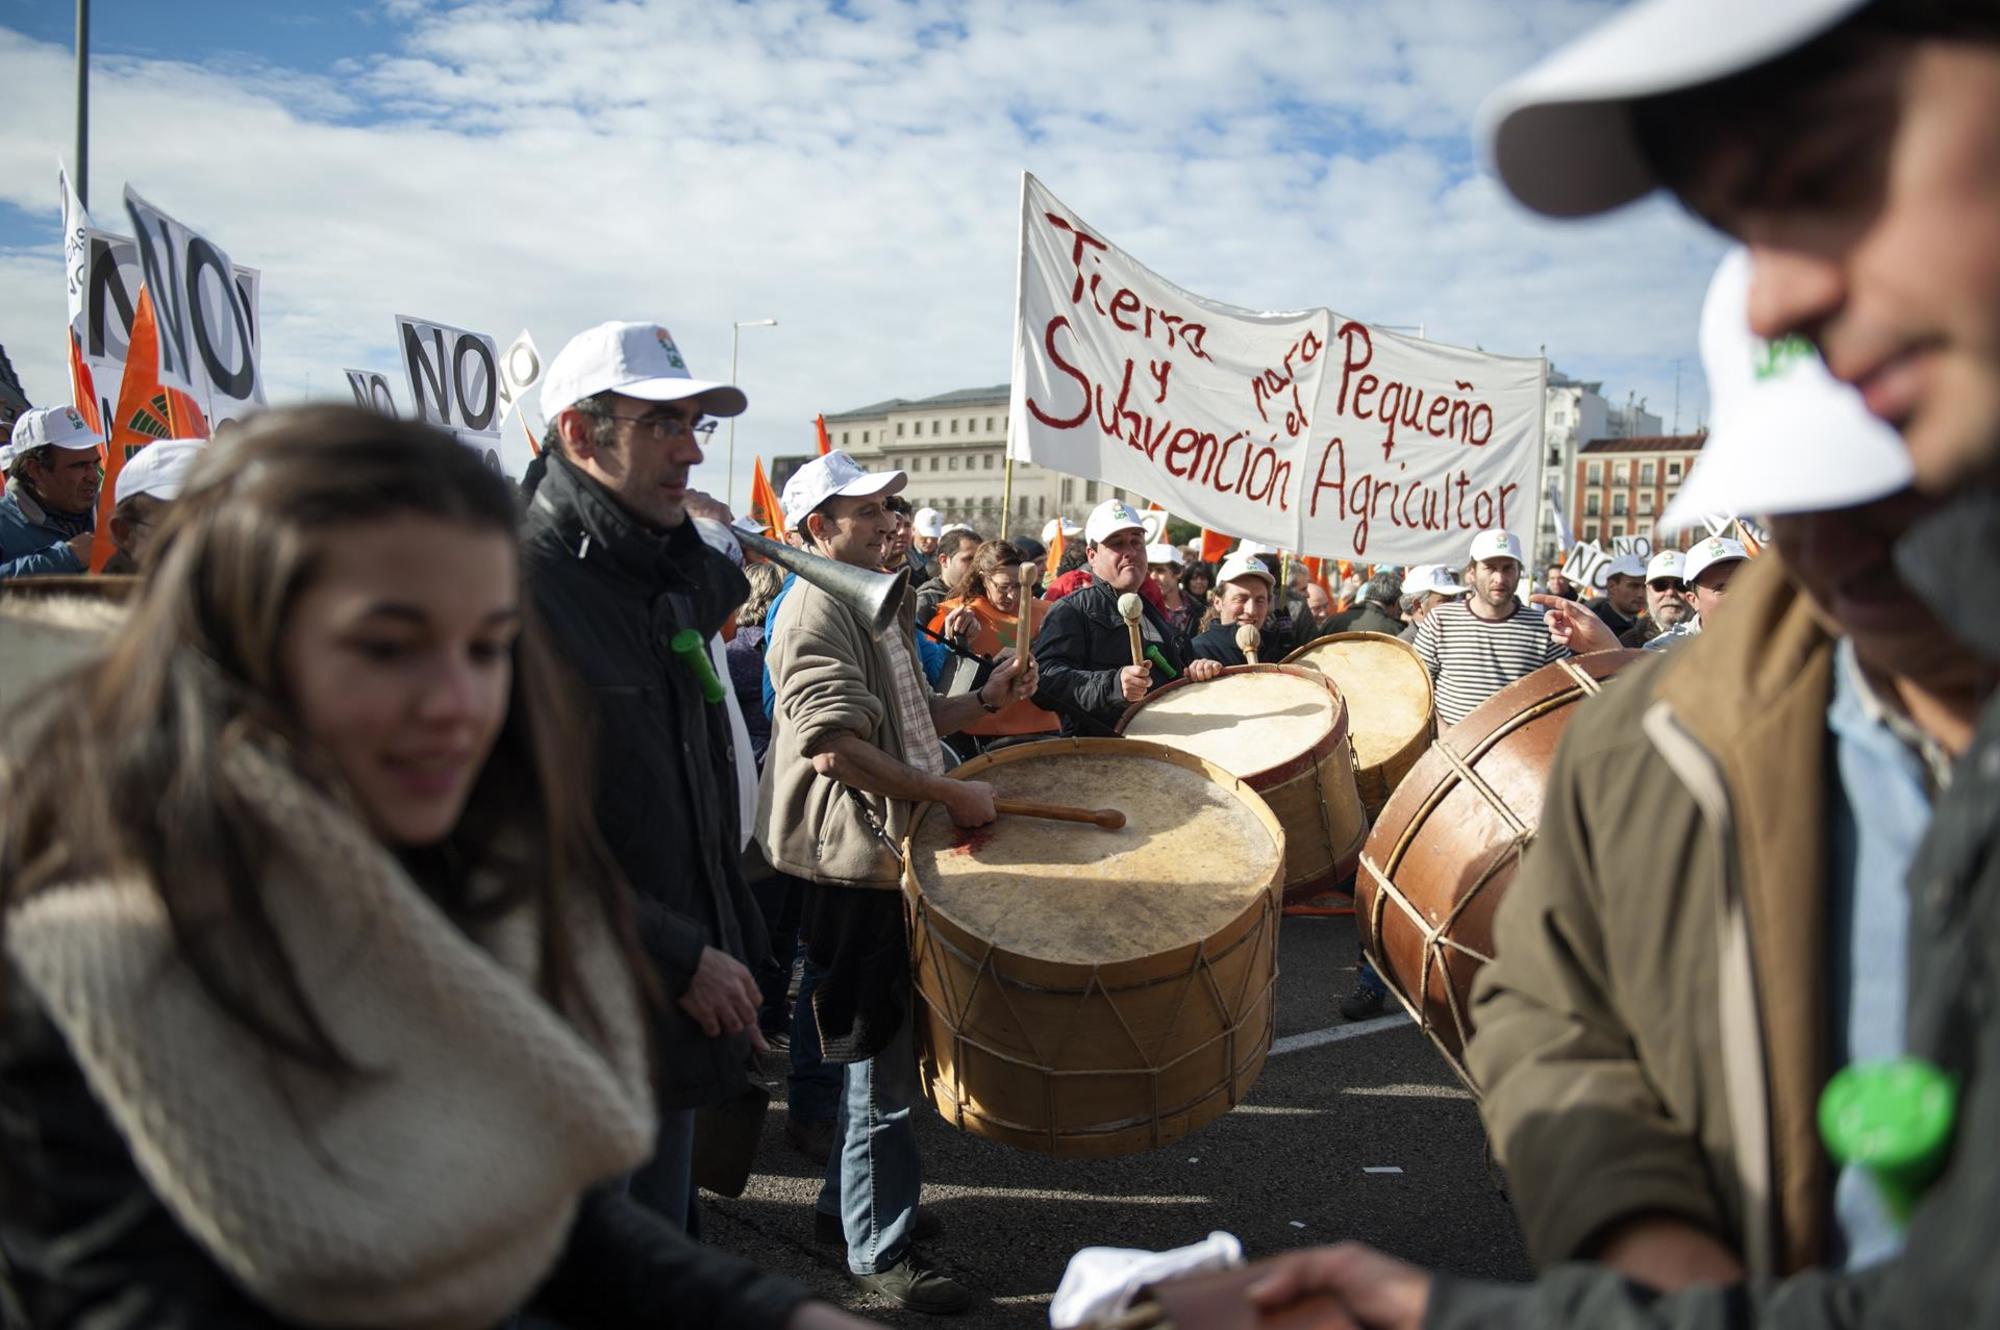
[1268,1012,1408,1056]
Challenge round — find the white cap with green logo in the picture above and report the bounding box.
[1662,248,1912,532]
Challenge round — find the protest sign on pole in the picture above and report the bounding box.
[395,315,501,437]
[345,370,397,416]
[59,167,100,431]
[1547,478,1574,553]
[495,328,546,477]
[1560,539,1609,592]
[122,186,264,426]
[1009,173,1544,565]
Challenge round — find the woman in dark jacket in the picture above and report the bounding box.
[0,407,870,1330]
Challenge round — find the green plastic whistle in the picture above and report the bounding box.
[670,629,727,703]
[1818,1058,1957,1224]
[1145,644,1179,680]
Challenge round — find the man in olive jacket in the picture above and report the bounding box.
[523,321,769,1233]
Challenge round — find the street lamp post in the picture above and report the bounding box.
[727,318,778,509]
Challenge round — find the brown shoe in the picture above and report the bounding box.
[784,1116,835,1165]
[853,1252,973,1315]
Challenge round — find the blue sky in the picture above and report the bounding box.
[0,0,1725,502]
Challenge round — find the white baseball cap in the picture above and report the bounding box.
[779,449,906,526]
[1662,248,1912,532]
[6,404,103,466]
[540,321,748,421]
[1468,529,1525,565]
[1685,535,1749,583]
[1646,549,1688,582]
[913,507,944,539]
[113,438,204,506]
[1145,542,1184,567]
[1084,499,1146,545]
[1479,0,1869,219]
[1416,566,1470,597]
[1215,551,1276,589]
[1606,551,1648,580]
[940,521,977,540]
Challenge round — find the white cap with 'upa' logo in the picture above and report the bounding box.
[540,321,749,422]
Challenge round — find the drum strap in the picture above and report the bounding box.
[845,785,907,869]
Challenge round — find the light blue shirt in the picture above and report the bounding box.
[1824,638,1943,1270]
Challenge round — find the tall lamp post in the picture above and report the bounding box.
[727,318,777,509]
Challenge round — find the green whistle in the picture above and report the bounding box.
[669,629,727,703]
[1819,1058,1957,1224]
[1144,644,1179,680]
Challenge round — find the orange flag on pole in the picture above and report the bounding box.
[1336,559,1353,581]
[1199,528,1232,564]
[751,456,789,540]
[94,288,171,571]
[815,414,831,457]
[1046,521,1067,575]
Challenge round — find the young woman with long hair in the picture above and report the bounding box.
[0,407,870,1330]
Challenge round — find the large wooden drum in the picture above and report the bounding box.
[1283,632,1433,819]
[1116,665,1368,902]
[1356,651,1642,1088]
[903,738,1285,1158]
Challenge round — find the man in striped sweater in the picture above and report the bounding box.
[1413,529,1570,730]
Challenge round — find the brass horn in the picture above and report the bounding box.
[736,526,909,634]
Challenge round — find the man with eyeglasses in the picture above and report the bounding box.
[1618,548,1691,648]
[1643,536,1749,653]
[519,321,772,1238]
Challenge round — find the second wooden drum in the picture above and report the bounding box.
[1355,651,1642,1088]
[904,738,1285,1158]
[1117,664,1368,901]
[1283,631,1434,818]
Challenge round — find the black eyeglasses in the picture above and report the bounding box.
[1648,578,1686,592]
[593,411,717,442]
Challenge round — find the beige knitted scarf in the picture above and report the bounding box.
[5,744,656,1330]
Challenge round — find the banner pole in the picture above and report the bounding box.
[999,447,1014,542]
[74,0,89,208]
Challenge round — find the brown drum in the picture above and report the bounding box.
[1283,632,1434,818]
[1356,651,1643,1088]
[1116,665,1367,902]
[903,738,1284,1157]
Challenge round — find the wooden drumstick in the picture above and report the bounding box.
[1013,562,1034,673]
[994,798,1126,830]
[1118,592,1146,668]
[1235,622,1261,665]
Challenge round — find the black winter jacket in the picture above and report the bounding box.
[1189,622,1283,667]
[0,990,808,1330]
[521,453,767,1109]
[1034,576,1195,735]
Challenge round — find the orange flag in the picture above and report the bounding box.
[66,330,101,436]
[94,288,169,571]
[1336,559,1353,581]
[1046,521,1067,575]
[1301,556,1328,591]
[750,456,789,540]
[815,414,831,456]
[1199,528,1232,564]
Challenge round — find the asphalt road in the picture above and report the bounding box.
[699,909,1533,1326]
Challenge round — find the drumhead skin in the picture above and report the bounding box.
[909,750,1281,966]
[1287,634,1431,768]
[1119,668,1335,780]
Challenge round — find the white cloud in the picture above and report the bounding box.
[0,0,1722,504]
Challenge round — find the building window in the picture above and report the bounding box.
[983,454,995,470]
[1640,461,1655,485]
[931,421,940,436]
[948,455,959,471]
[863,430,872,444]
[1638,520,1654,538]
[1018,496,1030,516]
[1613,494,1628,516]
[895,423,905,437]
[1585,495,1601,517]
[1611,520,1626,537]
[1584,521,1600,540]
[950,419,959,434]
[986,417,996,432]
[1638,492,1654,514]
[841,431,850,445]
[1668,460,1684,480]
[1084,480,1099,501]
[1613,461,1630,485]
[1586,461,1602,485]
[1061,479,1074,502]
[1038,496,1047,517]
[924,456,935,471]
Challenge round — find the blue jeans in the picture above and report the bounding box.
[628,1106,698,1234]
[816,1017,922,1275]
[788,958,841,1124]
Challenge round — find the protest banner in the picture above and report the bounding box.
[1561,539,1609,592]
[345,370,397,416]
[395,316,501,437]
[1547,478,1574,553]
[122,187,264,426]
[494,329,546,477]
[1009,173,1544,564]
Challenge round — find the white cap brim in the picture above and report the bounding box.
[1661,248,1913,532]
[615,376,748,418]
[1478,0,1868,218]
[832,470,906,501]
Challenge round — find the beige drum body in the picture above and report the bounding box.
[1117,664,1367,901]
[903,739,1285,1158]
[1283,632,1433,819]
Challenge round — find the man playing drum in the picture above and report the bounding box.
[759,450,1036,1315]
[1189,551,1281,666]
[1035,500,1221,735]
[1411,529,1570,730]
